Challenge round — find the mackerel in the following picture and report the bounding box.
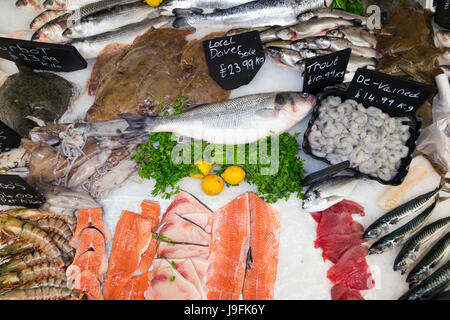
[407,232,450,288]
[363,187,441,239]
[368,199,438,254]
[399,260,450,300]
[394,217,450,274]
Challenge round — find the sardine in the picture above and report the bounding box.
[160,0,255,12]
[326,27,376,48]
[119,92,317,145]
[394,217,450,274]
[277,17,355,41]
[363,187,441,239]
[30,10,68,30]
[368,199,438,255]
[314,37,378,58]
[407,232,450,288]
[399,260,450,300]
[301,175,359,212]
[63,2,160,39]
[71,16,175,59]
[298,8,368,24]
[173,0,334,29]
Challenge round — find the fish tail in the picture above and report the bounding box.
[119,113,156,141]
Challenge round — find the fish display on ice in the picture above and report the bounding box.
[120,92,316,145]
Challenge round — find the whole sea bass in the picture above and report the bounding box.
[173,0,334,29]
[120,92,317,145]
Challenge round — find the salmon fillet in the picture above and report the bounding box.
[70,208,110,247]
[103,210,154,300]
[242,193,280,300]
[205,193,250,300]
[116,272,152,300]
[138,200,160,273]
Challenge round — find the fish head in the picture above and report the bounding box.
[276,28,297,41]
[15,0,28,8]
[363,227,382,239]
[274,92,316,120]
[298,11,315,22]
[314,38,331,49]
[302,189,326,211]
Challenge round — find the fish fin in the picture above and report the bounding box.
[119,113,155,140]
[256,109,280,118]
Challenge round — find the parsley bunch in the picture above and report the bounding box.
[332,0,364,15]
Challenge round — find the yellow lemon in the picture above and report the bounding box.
[190,161,212,179]
[145,0,163,7]
[221,166,246,185]
[201,175,224,196]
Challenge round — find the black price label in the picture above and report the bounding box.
[303,48,351,94]
[347,69,436,117]
[0,175,45,208]
[203,31,266,90]
[0,37,87,72]
[0,121,21,154]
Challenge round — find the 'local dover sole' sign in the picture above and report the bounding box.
[203,31,266,90]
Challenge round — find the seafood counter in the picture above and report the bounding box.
[0,0,449,301]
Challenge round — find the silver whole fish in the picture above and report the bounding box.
[302,176,359,212]
[266,39,319,51]
[16,0,46,10]
[298,8,368,24]
[314,37,378,58]
[161,0,255,12]
[63,2,160,39]
[43,0,111,10]
[71,16,175,59]
[326,27,376,48]
[30,10,68,30]
[407,232,450,288]
[346,54,377,72]
[394,217,450,274]
[266,47,328,70]
[173,0,334,29]
[368,199,438,255]
[226,26,271,37]
[119,92,317,145]
[277,17,356,41]
[259,26,289,43]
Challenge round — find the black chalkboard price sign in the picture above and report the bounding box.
[347,69,436,117]
[0,121,21,154]
[0,175,45,208]
[203,31,266,90]
[303,48,351,94]
[0,37,87,72]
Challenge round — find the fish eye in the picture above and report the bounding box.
[302,92,309,98]
[275,93,286,105]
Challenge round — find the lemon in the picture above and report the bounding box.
[221,166,246,185]
[189,161,212,179]
[145,0,163,7]
[201,175,224,196]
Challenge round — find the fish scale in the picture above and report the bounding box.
[394,217,450,273]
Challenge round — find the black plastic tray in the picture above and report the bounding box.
[302,86,422,186]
